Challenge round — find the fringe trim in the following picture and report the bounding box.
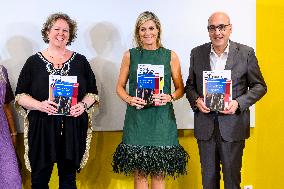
[15,93,100,171]
[79,93,99,169]
[79,126,93,169]
[85,93,100,104]
[15,93,32,172]
[112,143,189,177]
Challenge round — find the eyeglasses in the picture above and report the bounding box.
[207,24,230,33]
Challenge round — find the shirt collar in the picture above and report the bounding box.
[210,41,230,56]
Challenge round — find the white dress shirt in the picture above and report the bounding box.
[210,42,230,71]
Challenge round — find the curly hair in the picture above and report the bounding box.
[134,11,163,48]
[41,12,77,46]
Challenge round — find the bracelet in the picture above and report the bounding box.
[11,132,17,136]
[80,101,88,110]
[170,94,175,102]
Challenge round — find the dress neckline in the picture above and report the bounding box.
[37,52,77,75]
[38,51,76,65]
[139,47,162,52]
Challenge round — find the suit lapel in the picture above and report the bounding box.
[225,41,238,70]
[203,43,211,71]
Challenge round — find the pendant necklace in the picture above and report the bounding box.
[47,48,66,69]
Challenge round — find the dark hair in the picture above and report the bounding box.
[41,12,77,46]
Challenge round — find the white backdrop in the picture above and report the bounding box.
[0,0,256,131]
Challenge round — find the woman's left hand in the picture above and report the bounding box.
[70,102,85,117]
[153,93,172,106]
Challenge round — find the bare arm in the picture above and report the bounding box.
[116,51,146,108]
[4,104,17,146]
[116,51,131,102]
[170,50,184,100]
[153,51,184,105]
[17,94,58,114]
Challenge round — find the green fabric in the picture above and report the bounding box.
[122,47,178,146]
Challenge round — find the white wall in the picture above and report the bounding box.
[0,0,256,131]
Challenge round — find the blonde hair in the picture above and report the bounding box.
[134,11,162,48]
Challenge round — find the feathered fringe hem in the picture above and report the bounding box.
[112,143,189,177]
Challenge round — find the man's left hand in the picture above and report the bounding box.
[220,100,239,114]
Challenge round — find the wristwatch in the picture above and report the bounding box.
[80,101,88,110]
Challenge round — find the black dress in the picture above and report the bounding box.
[15,52,98,172]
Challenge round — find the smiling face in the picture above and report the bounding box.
[208,12,232,52]
[47,19,70,48]
[134,11,162,49]
[138,20,159,49]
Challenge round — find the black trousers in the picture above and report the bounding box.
[197,116,245,189]
[31,159,77,189]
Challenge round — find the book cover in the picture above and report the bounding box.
[203,70,232,111]
[49,75,78,115]
[136,64,164,107]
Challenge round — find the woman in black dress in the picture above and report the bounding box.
[15,13,98,189]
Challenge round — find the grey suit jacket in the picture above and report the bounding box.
[185,41,267,142]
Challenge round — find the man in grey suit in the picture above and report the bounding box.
[185,12,267,189]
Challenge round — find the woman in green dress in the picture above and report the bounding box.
[112,11,189,189]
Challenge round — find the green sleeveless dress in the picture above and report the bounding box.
[112,47,189,176]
